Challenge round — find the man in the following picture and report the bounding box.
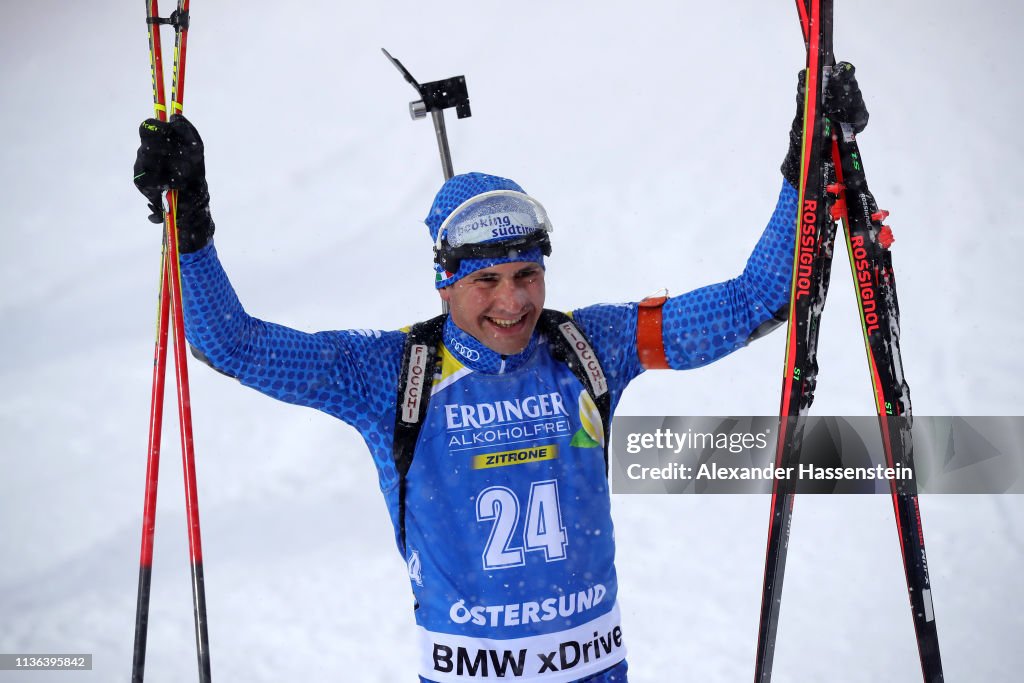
[134,65,867,682]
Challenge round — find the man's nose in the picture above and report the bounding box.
[493,278,528,310]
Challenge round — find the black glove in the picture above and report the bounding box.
[133,115,215,253]
[781,61,869,188]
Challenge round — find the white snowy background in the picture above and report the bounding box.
[2,1,1022,681]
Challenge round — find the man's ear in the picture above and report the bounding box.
[438,286,452,303]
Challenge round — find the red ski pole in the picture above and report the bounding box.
[133,2,211,681]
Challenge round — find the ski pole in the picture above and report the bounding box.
[133,4,173,677]
[133,2,212,681]
[133,228,171,683]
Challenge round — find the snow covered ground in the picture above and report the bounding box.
[2,1,1022,681]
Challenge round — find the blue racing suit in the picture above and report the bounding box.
[179,181,797,682]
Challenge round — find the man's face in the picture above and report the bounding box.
[439,261,546,356]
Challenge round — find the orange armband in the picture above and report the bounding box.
[637,293,670,370]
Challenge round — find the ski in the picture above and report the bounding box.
[133,2,212,682]
[830,129,943,682]
[754,1,836,680]
[800,4,945,679]
[754,2,944,681]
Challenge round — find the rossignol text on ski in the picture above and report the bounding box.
[754,2,943,681]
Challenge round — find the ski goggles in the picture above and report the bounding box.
[433,190,553,274]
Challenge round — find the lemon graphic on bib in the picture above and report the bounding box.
[570,390,604,449]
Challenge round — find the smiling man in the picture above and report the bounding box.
[431,184,550,356]
[132,64,867,683]
[441,260,544,353]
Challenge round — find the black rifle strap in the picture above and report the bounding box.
[536,310,612,464]
[393,314,446,555]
